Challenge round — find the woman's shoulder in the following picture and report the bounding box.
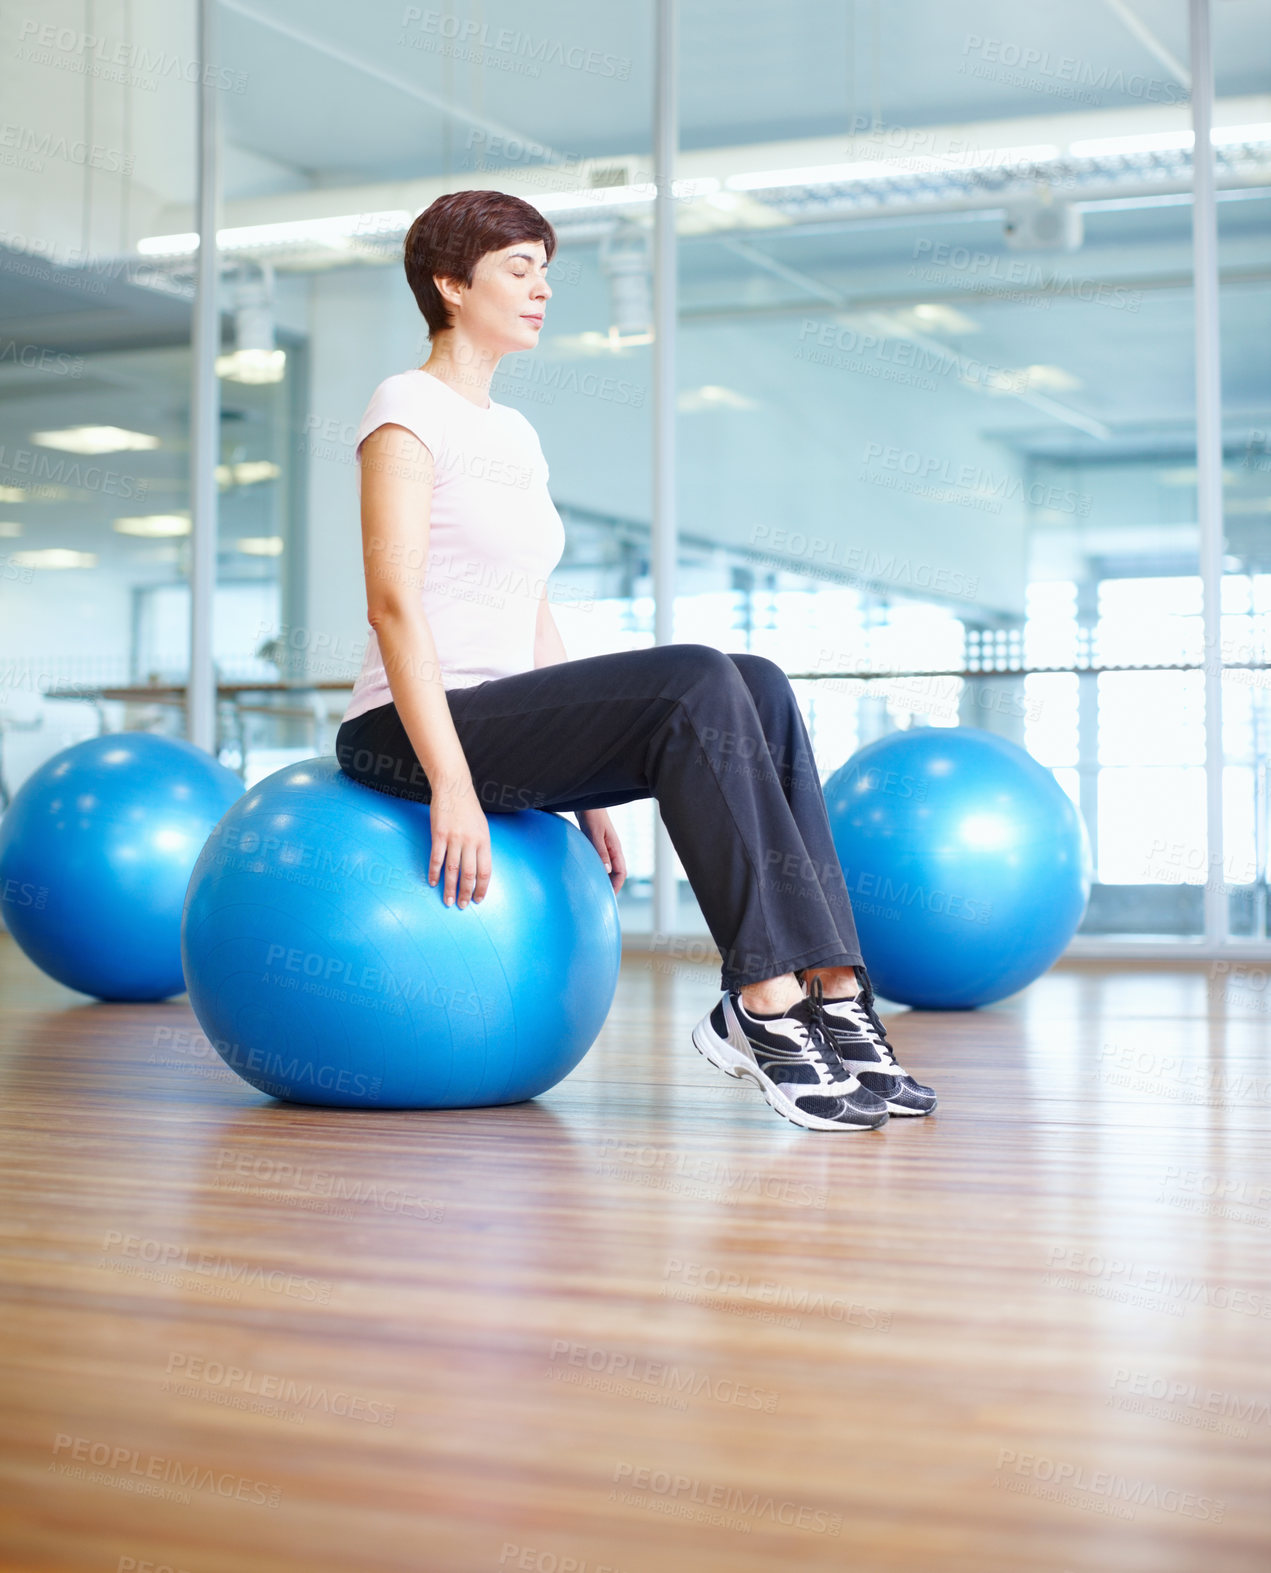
[356,370,450,456]
[364,368,444,407]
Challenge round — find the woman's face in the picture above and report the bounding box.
[440,240,552,353]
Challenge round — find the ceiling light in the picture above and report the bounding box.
[0,521,21,537]
[216,347,287,384]
[1212,122,1271,145]
[113,514,191,537]
[1069,130,1194,157]
[1069,123,1271,158]
[236,536,284,556]
[678,385,759,412]
[137,210,412,257]
[31,425,160,454]
[11,548,98,569]
[532,183,657,213]
[905,303,979,333]
[1020,364,1083,392]
[216,459,282,488]
[724,145,1059,191]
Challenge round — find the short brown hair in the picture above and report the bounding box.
[404,190,557,337]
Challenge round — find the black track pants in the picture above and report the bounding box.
[334,643,863,992]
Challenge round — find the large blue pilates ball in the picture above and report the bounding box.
[0,732,244,1000]
[824,727,1091,1009]
[180,757,622,1109]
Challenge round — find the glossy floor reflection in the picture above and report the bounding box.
[0,935,1267,1572]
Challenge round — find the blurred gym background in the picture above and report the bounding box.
[0,0,1268,957]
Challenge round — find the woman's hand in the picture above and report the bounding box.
[427,782,492,908]
[576,808,627,893]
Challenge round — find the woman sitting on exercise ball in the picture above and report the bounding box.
[334,188,936,1133]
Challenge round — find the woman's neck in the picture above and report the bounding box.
[420,343,498,410]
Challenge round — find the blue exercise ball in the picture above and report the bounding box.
[824,727,1091,1009]
[180,757,622,1108]
[0,732,244,1001]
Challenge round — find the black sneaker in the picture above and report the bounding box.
[800,971,938,1116]
[691,988,889,1132]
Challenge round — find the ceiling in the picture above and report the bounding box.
[0,0,1268,592]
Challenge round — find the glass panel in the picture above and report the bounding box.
[0,66,197,798]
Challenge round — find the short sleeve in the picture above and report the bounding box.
[353,374,444,465]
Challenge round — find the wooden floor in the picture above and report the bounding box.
[1,933,1269,1573]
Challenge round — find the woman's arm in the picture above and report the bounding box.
[532,587,627,891]
[359,422,490,909]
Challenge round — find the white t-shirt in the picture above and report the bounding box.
[341,369,566,723]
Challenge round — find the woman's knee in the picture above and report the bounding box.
[728,651,794,702]
[663,642,749,693]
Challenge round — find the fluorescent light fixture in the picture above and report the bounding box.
[0,521,21,537]
[1070,123,1271,158]
[904,303,979,333]
[216,347,287,384]
[216,459,281,488]
[724,145,1059,191]
[113,514,191,537]
[532,183,657,213]
[1213,121,1271,145]
[31,425,160,454]
[235,536,285,556]
[678,384,760,412]
[137,210,412,258]
[532,175,715,213]
[1070,129,1194,157]
[11,548,98,569]
[1019,364,1083,392]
